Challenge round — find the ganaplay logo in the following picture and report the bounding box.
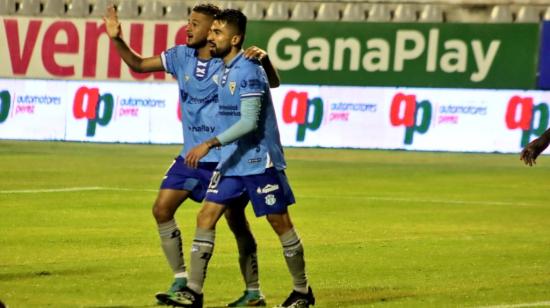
[505,96,549,147]
[0,90,11,124]
[282,91,323,142]
[73,86,114,137]
[390,92,432,145]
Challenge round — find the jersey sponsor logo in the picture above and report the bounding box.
[390,92,432,145]
[185,91,218,105]
[256,184,280,194]
[218,104,240,116]
[0,90,11,123]
[188,125,215,133]
[73,86,114,137]
[505,96,549,147]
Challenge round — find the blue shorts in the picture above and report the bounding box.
[160,156,218,202]
[205,168,296,217]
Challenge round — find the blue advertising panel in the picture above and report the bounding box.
[538,21,550,89]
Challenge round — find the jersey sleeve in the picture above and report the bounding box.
[239,62,268,99]
[161,45,190,76]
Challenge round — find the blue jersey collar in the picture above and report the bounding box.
[225,51,244,68]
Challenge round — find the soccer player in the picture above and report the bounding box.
[520,128,550,166]
[103,4,280,306]
[166,9,315,308]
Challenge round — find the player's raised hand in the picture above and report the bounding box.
[103,5,122,39]
[520,137,550,166]
[243,46,267,62]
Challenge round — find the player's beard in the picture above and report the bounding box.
[187,37,208,49]
[209,43,231,59]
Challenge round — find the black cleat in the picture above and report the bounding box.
[164,286,203,308]
[276,287,315,308]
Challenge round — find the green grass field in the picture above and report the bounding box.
[1,140,549,308]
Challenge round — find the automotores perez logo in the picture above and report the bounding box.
[505,95,549,147]
[0,90,11,124]
[390,92,432,145]
[282,91,323,142]
[73,86,114,137]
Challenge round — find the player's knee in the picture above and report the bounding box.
[152,200,174,223]
[266,213,293,235]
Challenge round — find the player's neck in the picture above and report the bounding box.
[196,46,212,60]
[223,48,242,65]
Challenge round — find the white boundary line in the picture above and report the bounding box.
[476,301,550,308]
[0,187,157,194]
[299,195,535,207]
[0,187,540,207]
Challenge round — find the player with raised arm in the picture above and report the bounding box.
[520,128,550,166]
[103,4,280,306]
[165,9,315,308]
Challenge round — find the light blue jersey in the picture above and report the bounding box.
[162,45,222,162]
[215,52,286,176]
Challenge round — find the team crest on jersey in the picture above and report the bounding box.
[212,74,219,85]
[229,81,236,95]
[184,75,190,81]
[265,194,276,206]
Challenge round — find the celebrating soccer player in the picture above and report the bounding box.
[103,4,280,306]
[166,9,315,308]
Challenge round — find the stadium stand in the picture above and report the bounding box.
[419,4,444,22]
[290,2,316,21]
[342,2,366,21]
[17,0,40,16]
[241,1,264,20]
[265,1,290,20]
[0,0,16,15]
[516,5,540,22]
[66,0,88,17]
[90,0,110,17]
[140,0,163,19]
[367,3,391,22]
[317,2,341,21]
[42,0,64,16]
[393,3,417,22]
[1,0,548,23]
[116,0,138,19]
[489,4,513,22]
[164,0,188,20]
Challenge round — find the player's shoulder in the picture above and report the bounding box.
[166,45,195,58]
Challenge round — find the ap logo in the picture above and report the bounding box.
[390,93,432,145]
[282,91,323,142]
[505,96,549,147]
[73,86,114,137]
[0,90,10,124]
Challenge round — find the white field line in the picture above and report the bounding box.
[299,195,534,207]
[0,187,157,194]
[0,187,538,207]
[475,301,550,308]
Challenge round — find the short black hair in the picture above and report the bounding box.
[214,9,247,48]
[192,3,221,17]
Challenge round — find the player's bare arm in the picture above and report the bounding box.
[520,128,550,166]
[103,5,163,73]
[185,138,221,169]
[244,46,281,88]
